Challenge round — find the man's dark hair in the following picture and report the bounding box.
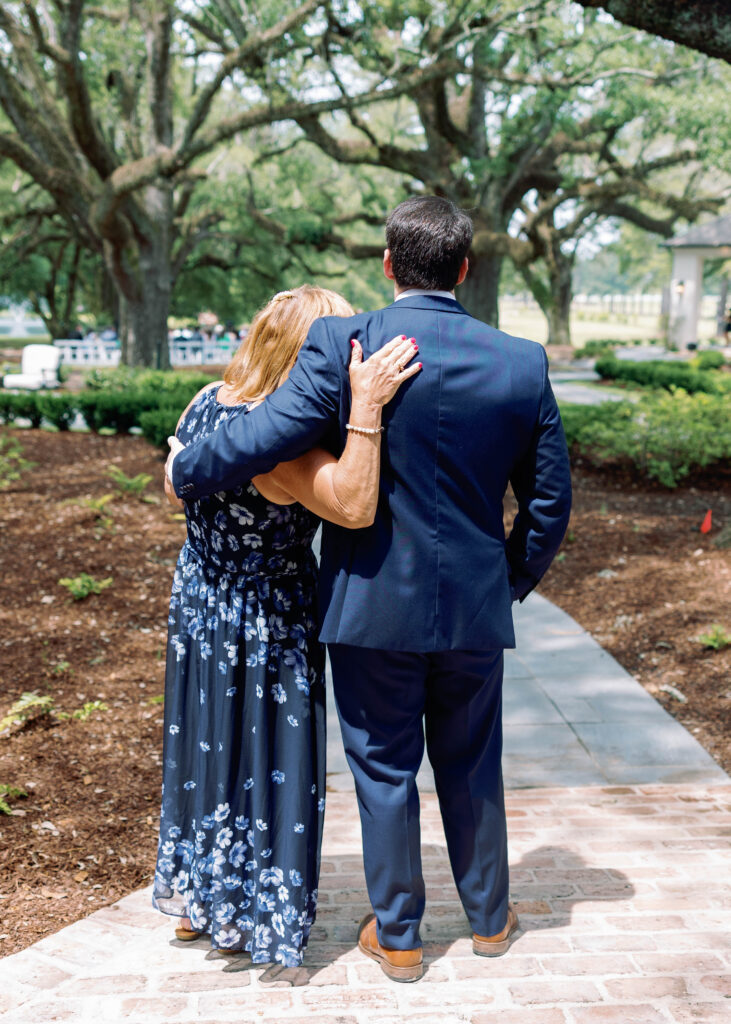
[385,196,473,291]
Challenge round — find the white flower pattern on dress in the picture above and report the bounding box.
[152,386,325,967]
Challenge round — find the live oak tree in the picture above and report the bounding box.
[2,2,728,357]
[253,0,727,342]
[0,1,449,365]
[0,2,324,364]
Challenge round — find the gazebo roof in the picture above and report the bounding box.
[664,213,731,249]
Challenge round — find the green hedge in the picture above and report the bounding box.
[0,392,43,427]
[138,407,182,449]
[561,389,731,486]
[35,394,77,431]
[572,338,658,359]
[0,369,216,434]
[692,350,726,371]
[594,355,729,395]
[84,367,214,395]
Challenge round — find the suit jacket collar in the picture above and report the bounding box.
[385,293,469,315]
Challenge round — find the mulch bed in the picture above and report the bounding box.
[537,468,730,775]
[0,429,729,958]
[0,430,183,957]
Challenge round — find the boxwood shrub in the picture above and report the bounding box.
[0,368,215,433]
[561,389,731,486]
[1,392,44,428]
[594,355,728,394]
[35,394,78,431]
[138,407,182,450]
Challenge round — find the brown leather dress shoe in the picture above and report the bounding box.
[472,903,519,956]
[357,913,423,982]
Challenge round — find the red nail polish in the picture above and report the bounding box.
[350,339,355,347]
[418,362,422,368]
[413,344,419,351]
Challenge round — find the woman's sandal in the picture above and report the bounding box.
[174,922,200,942]
[173,920,240,955]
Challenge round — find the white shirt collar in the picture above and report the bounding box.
[394,288,456,301]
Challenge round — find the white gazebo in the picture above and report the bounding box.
[664,213,731,348]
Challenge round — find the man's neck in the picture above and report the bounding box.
[394,286,456,301]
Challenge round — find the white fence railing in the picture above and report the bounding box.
[53,340,121,366]
[53,338,239,368]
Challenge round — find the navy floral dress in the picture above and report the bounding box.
[152,386,325,966]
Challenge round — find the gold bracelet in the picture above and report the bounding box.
[345,423,384,436]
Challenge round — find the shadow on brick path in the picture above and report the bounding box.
[2,785,731,1022]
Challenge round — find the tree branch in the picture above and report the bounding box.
[575,1,731,63]
[180,0,320,151]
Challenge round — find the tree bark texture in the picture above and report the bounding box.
[458,249,503,328]
[544,260,574,347]
[576,1,731,63]
[113,185,173,368]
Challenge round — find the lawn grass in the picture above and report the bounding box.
[498,302,718,347]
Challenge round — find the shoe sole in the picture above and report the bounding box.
[174,927,200,942]
[357,914,423,982]
[473,911,520,957]
[358,938,424,981]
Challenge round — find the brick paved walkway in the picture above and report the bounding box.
[2,785,730,1023]
[1,597,729,1022]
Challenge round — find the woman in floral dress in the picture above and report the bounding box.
[153,286,420,965]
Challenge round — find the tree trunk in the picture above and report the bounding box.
[519,257,574,346]
[118,249,171,368]
[113,186,173,368]
[458,249,503,327]
[544,260,573,346]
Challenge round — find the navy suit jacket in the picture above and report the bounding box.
[173,294,572,651]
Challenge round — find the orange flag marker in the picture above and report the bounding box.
[700,509,712,534]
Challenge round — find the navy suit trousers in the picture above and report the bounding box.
[328,644,509,949]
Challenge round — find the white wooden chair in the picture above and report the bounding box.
[2,344,62,390]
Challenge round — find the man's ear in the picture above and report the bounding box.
[456,256,469,286]
[383,248,396,281]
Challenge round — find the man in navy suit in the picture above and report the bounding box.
[168,196,571,981]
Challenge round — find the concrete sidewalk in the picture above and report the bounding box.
[328,594,727,790]
[1,595,729,1023]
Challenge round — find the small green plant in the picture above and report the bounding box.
[0,784,27,815]
[696,624,730,651]
[72,700,109,721]
[80,493,115,531]
[58,573,113,600]
[53,660,72,676]
[0,692,55,735]
[0,435,35,488]
[106,465,152,496]
[146,693,165,705]
[83,494,115,515]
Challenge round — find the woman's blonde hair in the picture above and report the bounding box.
[223,285,354,403]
